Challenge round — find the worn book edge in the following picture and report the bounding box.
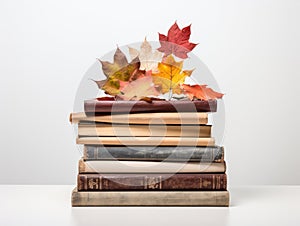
[84,99,217,114]
[77,173,227,191]
[78,159,226,173]
[76,137,215,146]
[77,124,211,137]
[71,188,230,206]
[70,112,209,125]
[83,145,225,162]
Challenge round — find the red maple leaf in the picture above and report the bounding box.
[158,22,198,59]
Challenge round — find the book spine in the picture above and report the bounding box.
[84,145,224,162]
[70,112,209,125]
[78,159,226,173]
[77,174,227,191]
[84,99,217,115]
[78,124,211,137]
[76,137,215,146]
[72,189,230,206]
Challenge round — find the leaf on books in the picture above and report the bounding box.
[152,55,193,94]
[95,56,146,96]
[128,38,162,73]
[181,84,224,100]
[158,22,197,59]
[118,76,159,101]
[98,47,128,77]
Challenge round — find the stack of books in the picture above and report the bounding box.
[70,98,229,206]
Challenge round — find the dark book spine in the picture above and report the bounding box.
[78,174,227,191]
[84,99,217,115]
[84,146,224,162]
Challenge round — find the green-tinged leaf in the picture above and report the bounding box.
[98,47,128,77]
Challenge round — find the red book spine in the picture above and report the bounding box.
[84,99,217,115]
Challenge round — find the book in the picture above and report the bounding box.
[84,98,217,115]
[70,112,208,125]
[71,188,230,206]
[83,145,224,162]
[76,137,215,146]
[77,173,227,191]
[78,159,226,173]
[78,123,211,137]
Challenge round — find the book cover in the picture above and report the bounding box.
[77,137,215,146]
[84,145,224,162]
[78,173,227,191]
[78,123,211,137]
[84,98,217,115]
[72,188,230,206]
[78,159,226,173]
[70,112,208,125]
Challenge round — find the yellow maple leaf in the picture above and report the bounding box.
[152,55,193,94]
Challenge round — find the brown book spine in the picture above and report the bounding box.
[77,174,227,191]
[84,99,217,115]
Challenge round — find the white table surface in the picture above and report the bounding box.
[0,185,299,226]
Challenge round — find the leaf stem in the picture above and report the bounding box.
[168,63,173,100]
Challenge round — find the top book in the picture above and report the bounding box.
[84,98,217,115]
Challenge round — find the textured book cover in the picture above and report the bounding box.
[72,188,230,206]
[84,145,224,162]
[78,173,227,191]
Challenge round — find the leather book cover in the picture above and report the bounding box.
[77,173,227,191]
[84,98,217,115]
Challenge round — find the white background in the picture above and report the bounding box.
[0,0,299,185]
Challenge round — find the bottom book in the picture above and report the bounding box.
[71,188,230,207]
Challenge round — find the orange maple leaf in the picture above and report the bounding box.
[181,84,224,100]
[118,75,159,101]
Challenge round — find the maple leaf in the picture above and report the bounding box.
[128,38,162,73]
[158,22,197,59]
[98,47,128,77]
[117,76,159,101]
[152,55,193,95]
[95,58,146,96]
[181,84,224,100]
